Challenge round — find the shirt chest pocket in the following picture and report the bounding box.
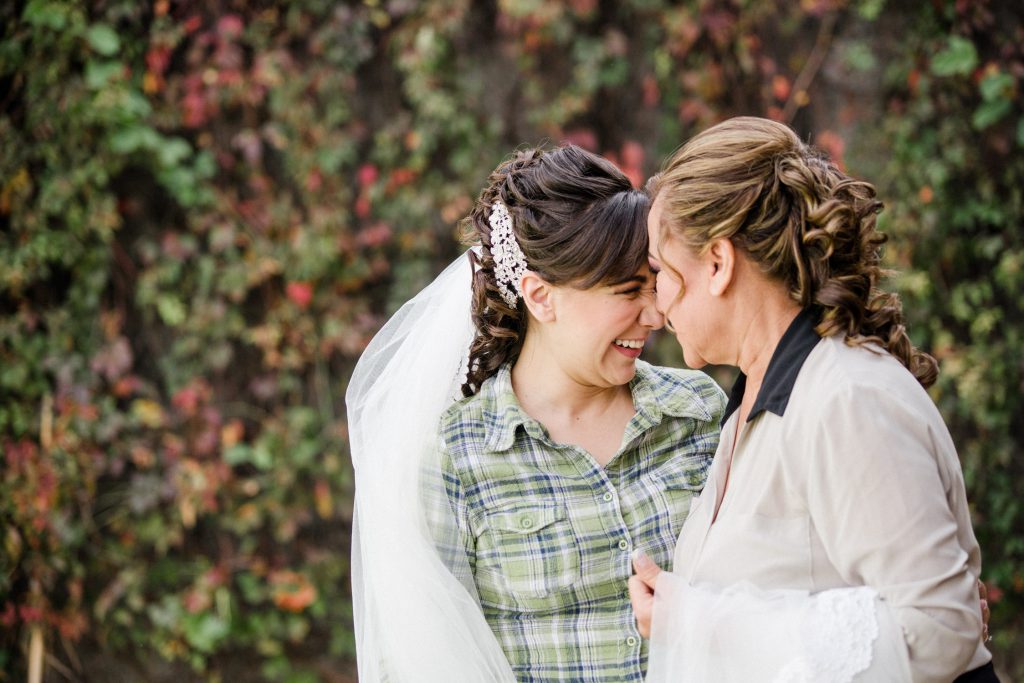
[473,502,581,610]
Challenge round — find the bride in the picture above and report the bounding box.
[347,144,724,681]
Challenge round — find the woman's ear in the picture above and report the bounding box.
[520,271,556,323]
[707,237,736,297]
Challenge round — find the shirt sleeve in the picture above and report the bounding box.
[429,435,476,585]
[805,380,981,683]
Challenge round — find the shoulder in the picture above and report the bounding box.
[438,390,489,450]
[790,334,947,438]
[804,335,932,403]
[637,361,728,423]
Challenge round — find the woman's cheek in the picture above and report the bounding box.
[654,274,676,315]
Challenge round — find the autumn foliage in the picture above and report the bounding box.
[1,0,1021,680]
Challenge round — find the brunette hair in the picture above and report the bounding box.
[460,144,649,396]
[649,117,937,388]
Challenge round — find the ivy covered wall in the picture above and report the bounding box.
[1,0,1020,680]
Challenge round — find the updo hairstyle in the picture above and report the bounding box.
[648,117,937,388]
[461,144,649,396]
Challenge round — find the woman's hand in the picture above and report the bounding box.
[628,551,662,638]
[979,580,991,643]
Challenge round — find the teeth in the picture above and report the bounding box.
[614,339,644,349]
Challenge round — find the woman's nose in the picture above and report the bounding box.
[640,293,665,330]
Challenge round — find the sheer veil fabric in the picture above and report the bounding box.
[346,250,516,681]
[646,576,913,683]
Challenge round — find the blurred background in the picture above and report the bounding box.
[1,0,1021,681]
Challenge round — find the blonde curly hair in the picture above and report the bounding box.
[649,117,937,388]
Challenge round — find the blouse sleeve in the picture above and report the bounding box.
[647,573,912,683]
[804,381,981,682]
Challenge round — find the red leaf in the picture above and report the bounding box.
[355,194,371,218]
[357,223,392,248]
[563,128,598,151]
[642,75,660,107]
[772,74,791,102]
[217,15,244,39]
[173,386,202,417]
[357,164,378,187]
[286,281,313,309]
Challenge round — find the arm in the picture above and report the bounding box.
[806,382,981,682]
[425,436,477,590]
[630,553,912,682]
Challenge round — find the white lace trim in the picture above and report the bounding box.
[489,201,527,307]
[773,587,880,683]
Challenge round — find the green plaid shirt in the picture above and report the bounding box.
[438,361,726,682]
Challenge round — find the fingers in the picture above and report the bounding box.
[632,550,662,588]
[978,579,992,643]
[628,574,655,638]
[629,551,662,638]
[981,596,990,642]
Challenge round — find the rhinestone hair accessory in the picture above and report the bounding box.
[489,201,528,307]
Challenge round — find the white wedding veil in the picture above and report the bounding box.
[346,250,516,681]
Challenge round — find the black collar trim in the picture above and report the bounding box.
[722,307,822,424]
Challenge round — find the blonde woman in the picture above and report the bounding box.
[629,117,996,682]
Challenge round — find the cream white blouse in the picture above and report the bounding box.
[660,325,990,683]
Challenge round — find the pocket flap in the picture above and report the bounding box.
[656,466,706,491]
[480,502,566,535]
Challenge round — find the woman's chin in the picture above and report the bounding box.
[603,357,639,386]
[681,348,709,370]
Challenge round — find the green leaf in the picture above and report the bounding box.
[972,98,1012,130]
[844,42,877,73]
[85,60,122,89]
[857,0,885,21]
[930,36,978,77]
[22,0,68,30]
[978,72,1014,102]
[157,137,193,167]
[108,125,147,153]
[86,24,121,56]
[183,613,231,653]
[155,295,186,326]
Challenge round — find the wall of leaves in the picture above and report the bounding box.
[1,0,1020,680]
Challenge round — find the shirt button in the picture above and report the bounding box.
[617,539,629,551]
[520,517,533,529]
[626,636,639,647]
[602,492,613,502]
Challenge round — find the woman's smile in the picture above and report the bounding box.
[612,337,646,358]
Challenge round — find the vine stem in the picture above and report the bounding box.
[28,625,43,683]
[783,11,838,123]
[28,393,54,683]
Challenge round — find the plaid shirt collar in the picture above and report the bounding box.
[481,360,716,453]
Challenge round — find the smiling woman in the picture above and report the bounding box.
[348,144,726,682]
